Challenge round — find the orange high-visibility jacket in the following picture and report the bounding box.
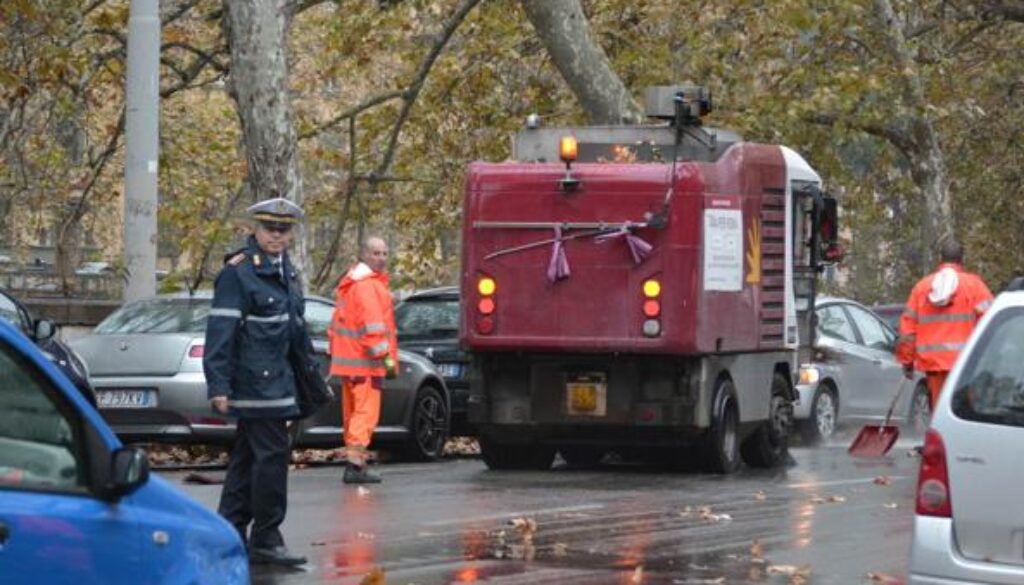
[896,262,993,373]
[328,263,398,378]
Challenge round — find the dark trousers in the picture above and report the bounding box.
[218,418,289,549]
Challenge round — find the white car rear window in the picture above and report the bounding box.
[952,307,1024,428]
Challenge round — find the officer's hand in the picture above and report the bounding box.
[384,356,397,380]
[211,397,230,415]
[903,364,915,380]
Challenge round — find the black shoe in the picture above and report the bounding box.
[249,545,307,567]
[343,465,382,484]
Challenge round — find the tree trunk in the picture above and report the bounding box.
[222,0,308,282]
[521,0,643,125]
[873,0,951,269]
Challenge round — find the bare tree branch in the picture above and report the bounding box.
[370,0,483,183]
[299,90,404,140]
[313,117,360,290]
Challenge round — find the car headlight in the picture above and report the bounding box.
[798,365,821,385]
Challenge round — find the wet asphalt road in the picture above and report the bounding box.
[168,434,921,585]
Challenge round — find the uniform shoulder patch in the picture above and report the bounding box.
[227,253,247,266]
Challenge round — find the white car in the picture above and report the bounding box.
[908,282,1024,584]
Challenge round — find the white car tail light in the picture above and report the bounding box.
[916,428,952,517]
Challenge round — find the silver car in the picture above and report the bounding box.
[794,297,930,443]
[908,287,1024,584]
[71,293,451,460]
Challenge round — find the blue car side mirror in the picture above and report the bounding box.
[106,447,150,500]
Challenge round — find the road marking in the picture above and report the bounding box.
[423,503,605,527]
[786,476,910,489]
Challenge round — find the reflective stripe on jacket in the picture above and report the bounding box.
[896,263,993,373]
[202,235,306,419]
[328,262,398,377]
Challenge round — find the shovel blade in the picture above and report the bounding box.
[848,424,900,457]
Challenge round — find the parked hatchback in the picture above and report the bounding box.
[0,288,95,407]
[394,286,472,435]
[72,293,450,460]
[0,319,248,583]
[908,284,1024,584]
[795,297,929,442]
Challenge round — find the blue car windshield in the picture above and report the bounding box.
[95,299,211,334]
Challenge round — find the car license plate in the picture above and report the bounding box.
[97,388,157,409]
[437,363,462,379]
[566,372,607,416]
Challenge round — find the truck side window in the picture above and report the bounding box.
[816,305,856,343]
[0,345,85,493]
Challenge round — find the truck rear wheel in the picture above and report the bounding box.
[703,379,741,474]
[741,373,792,468]
[480,436,555,470]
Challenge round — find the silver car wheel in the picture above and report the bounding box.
[815,390,837,439]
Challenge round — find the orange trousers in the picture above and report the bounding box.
[925,371,949,410]
[342,377,381,464]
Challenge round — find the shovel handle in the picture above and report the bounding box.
[883,378,908,426]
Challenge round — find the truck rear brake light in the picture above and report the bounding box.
[915,429,952,518]
[188,344,204,359]
[643,300,661,318]
[478,276,496,296]
[478,298,495,315]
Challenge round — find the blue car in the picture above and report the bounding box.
[0,319,248,584]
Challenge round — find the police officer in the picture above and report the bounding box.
[203,197,309,567]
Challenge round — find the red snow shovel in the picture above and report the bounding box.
[848,379,907,458]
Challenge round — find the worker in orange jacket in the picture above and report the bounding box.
[328,236,398,484]
[896,238,992,410]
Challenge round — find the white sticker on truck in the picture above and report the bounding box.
[703,208,743,291]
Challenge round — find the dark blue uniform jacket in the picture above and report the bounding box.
[203,236,309,419]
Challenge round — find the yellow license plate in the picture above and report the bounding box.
[566,376,607,416]
[569,384,598,412]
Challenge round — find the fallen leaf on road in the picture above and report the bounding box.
[443,437,481,456]
[754,490,767,501]
[873,475,893,486]
[631,565,644,583]
[359,567,386,585]
[766,564,811,577]
[697,506,732,523]
[552,542,568,557]
[510,517,538,544]
[750,539,765,561]
[866,571,903,583]
[811,495,847,504]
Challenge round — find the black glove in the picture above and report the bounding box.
[384,355,397,380]
[903,364,914,380]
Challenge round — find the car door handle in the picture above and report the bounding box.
[0,522,9,545]
[872,359,883,365]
